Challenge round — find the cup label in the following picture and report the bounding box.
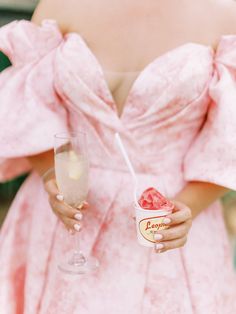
[139,216,168,243]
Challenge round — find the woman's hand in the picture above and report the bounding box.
[44,177,89,234]
[154,201,192,253]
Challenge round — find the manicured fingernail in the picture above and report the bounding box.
[83,201,89,206]
[74,213,83,221]
[155,243,164,251]
[56,194,64,201]
[163,218,171,225]
[154,234,163,241]
[74,224,81,232]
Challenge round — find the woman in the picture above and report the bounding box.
[0,0,236,313]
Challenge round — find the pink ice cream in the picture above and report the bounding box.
[138,187,174,212]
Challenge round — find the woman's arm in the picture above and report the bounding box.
[175,181,229,219]
[154,2,236,253]
[27,150,54,176]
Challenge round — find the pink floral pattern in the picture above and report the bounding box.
[0,20,236,314]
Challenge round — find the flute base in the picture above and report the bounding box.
[58,251,99,275]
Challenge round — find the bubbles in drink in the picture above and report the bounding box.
[55,151,89,207]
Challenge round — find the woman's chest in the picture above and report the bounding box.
[63,0,215,115]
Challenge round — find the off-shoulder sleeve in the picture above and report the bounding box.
[184,36,236,190]
[0,20,68,182]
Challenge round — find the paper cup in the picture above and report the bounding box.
[135,205,172,247]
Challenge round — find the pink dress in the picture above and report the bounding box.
[0,20,236,314]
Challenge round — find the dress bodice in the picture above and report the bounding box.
[0,19,236,194]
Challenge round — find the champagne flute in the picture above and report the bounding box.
[54,131,99,274]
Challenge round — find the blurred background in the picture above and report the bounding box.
[0,0,37,26]
[0,0,236,269]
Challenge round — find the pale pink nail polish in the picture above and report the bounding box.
[155,243,164,251]
[56,194,64,202]
[154,234,163,241]
[163,218,171,225]
[74,224,81,232]
[74,213,83,221]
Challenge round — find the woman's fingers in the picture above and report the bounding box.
[44,178,58,196]
[49,198,83,231]
[154,220,191,242]
[153,200,193,253]
[49,196,83,220]
[43,177,89,231]
[164,201,192,226]
[155,236,187,253]
[59,216,82,233]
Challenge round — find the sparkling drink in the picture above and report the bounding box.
[55,151,89,207]
[54,132,99,275]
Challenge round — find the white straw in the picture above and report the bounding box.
[115,133,136,182]
[115,133,139,206]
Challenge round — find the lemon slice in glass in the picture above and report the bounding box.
[68,151,83,180]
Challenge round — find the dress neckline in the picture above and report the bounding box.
[61,24,214,119]
[104,70,141,75]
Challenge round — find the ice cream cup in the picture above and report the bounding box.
[135,204,173,248]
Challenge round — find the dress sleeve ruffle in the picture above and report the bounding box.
[0,20,68,182]
[184,36,236,190]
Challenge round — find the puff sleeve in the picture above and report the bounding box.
[184,36,236,190]
[0,20,69,181]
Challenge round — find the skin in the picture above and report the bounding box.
[29,0,235,252]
